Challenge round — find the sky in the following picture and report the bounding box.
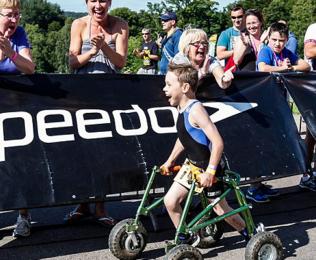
[47,0,233,13]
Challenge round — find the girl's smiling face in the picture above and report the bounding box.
[87,0,111,22]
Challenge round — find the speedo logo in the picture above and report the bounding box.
[0,102,257,162]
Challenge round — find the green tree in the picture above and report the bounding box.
[123,36,143,73]
[146,0,223,35]
[236,0,273,11]
[290,0,316,56]
[110,7,140,37]
[24,24,46,72]
[263,0,295,26]
[21,0,65,32]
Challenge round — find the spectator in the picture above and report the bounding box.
[66,0,128,227]
[0,0,35,75]
[216,5,245,65]
[278,20,298,55]
[0,0,35,238]
[299,22,316,191]
[133,28,159,74]
[69,0,128,74]
[233,9,281,203]
[257,22,310,72]
[174,28,234,89]
[233,9,264,71]
[158,11,182,74]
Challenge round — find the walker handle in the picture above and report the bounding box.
[160,165,181,176]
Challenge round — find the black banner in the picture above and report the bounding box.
[281,72,316,140]
[0,72,306,210]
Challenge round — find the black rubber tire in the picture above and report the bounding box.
[108,218,147,260]
[196,215,224,248]
[165,244,203,260]
[245,231,283,260]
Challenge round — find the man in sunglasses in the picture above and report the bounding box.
[158,11,182,74]
[133,28,159,74]
[216,5,245,66]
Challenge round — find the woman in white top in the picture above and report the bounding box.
[173,28,234,89]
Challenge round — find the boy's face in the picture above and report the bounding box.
[163,71,184,107]
[268,31,288,54]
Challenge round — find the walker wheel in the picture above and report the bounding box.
[108,218,147,260]
[245,231,283,260]
[165,244,203,260]
[196,215,224,248]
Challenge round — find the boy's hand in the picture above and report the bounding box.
[160,161,174,176]
[199,173,216,187]
[280,58,292,70]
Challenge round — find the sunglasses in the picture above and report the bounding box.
[231,15,244,20]
[142,33,150,35]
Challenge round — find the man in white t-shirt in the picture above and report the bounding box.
[299,23,316,191]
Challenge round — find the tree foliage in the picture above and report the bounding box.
[21,0,65,31]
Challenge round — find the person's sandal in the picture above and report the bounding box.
[94,216,117,228]
[64,208,92,224]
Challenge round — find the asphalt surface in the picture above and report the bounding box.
[1,175,316,260]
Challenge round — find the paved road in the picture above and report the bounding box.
[1,175,316,260]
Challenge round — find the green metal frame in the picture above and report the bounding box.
[125,166,256,251]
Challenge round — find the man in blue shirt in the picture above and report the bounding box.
[257,22,310,72]
[158,11,182,74]
[216,5,245,65]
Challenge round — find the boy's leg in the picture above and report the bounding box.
[164,181,188,228]
[212,198,245,232]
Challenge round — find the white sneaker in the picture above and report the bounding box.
[12,214,31,237]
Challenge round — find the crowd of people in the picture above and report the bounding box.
[0,0,315,242]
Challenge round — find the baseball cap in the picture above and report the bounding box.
[160,11,177,21]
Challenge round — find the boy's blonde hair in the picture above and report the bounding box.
[0,0,20,9]
[178,28,208,56]
[168,62,199,93]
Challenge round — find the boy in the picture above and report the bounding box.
[257,22,310,72]
[161,62,247,245]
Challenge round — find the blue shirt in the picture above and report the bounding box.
[286,32,298,55]
[159,28,182,74]
[216,27,240,65]
[256,45,298,71]
[0,26,31,74]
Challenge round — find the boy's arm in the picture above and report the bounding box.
[258,61,289,72]
[190,103,224,187]
[161,138,185,171]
